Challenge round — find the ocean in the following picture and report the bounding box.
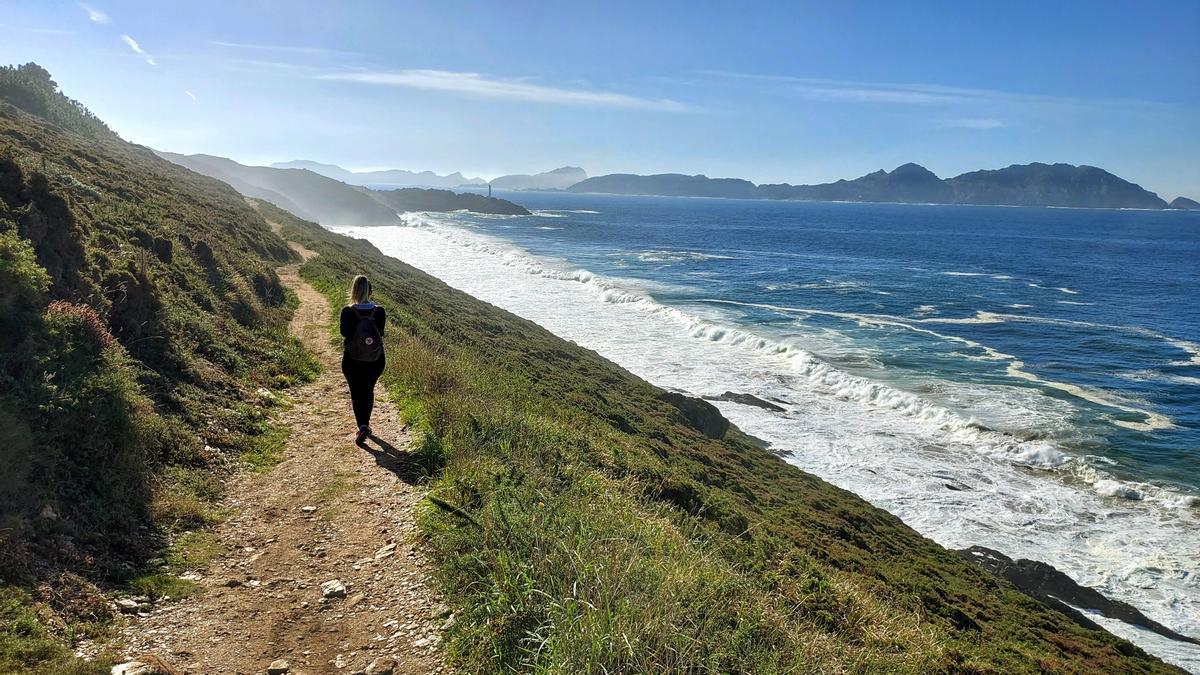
[335,191,1200,669]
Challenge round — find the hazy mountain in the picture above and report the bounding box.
[271,159,486,188]
[1167,196,1200,210]
[490,166,587,191]
[160,153,529,221]
[159,152,403,226]
[570,163,1169,209]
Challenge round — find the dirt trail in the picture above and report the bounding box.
[114,238,449,674]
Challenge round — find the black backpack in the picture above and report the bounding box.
[347,306,383,362]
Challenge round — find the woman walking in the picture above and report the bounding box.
[340,275,386,444]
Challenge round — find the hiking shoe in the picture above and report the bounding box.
[355,425,370,444]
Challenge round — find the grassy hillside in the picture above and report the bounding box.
[0,64,316,672]
[262,200,1174,673]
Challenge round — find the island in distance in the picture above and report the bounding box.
[568,162,1198,210]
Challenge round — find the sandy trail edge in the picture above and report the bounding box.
[110,232,449,674]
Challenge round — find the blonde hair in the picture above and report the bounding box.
[350,275,372,304]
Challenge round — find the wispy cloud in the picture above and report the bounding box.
[795,86,969,105]
[940,118,1008,129]
[318,69,692,112]
[209,40,361,58]
[79,3,110,24]
[121,35,156,66]
[700,71,1168,110]
[184,90,197,101]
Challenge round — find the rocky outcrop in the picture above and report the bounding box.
[657,391,731,439]
[706,391,787,412]
[958,546,1199,646]
[1168,196,1200,210]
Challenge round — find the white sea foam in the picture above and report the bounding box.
[703,303,1174,432]
[335,216,1200,667]
[1118,370,1200,387]
[632,250,737,263]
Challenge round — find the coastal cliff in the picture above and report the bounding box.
[0,63,1182,673]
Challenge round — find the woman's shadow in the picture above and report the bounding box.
[356,433,424,485]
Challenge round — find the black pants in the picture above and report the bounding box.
[341,353,385,428]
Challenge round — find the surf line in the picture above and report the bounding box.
[699,299,1173,432]
[917,311,1200,368]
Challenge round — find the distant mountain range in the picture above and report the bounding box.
[271,160,486,189]
[270,160,587,192]
[569,163,1196,210]
[158,152,529,225]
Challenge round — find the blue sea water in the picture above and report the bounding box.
[337,191,1200,668]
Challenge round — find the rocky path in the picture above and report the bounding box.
[113,239,449,674]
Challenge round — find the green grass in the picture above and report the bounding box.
[0,587,112,675]
[264,200,1175,674]
[240,419,292,472]
[164,531,227,571]
[124,530,229,602]
[125,574,199,601]
[316,472,355,501]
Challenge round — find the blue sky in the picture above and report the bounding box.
[2,1,1198,198]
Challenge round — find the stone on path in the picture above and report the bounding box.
[111,654,180,675]
[321,579,347,598]
[365,655,398,675]
[267,658,290,674]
